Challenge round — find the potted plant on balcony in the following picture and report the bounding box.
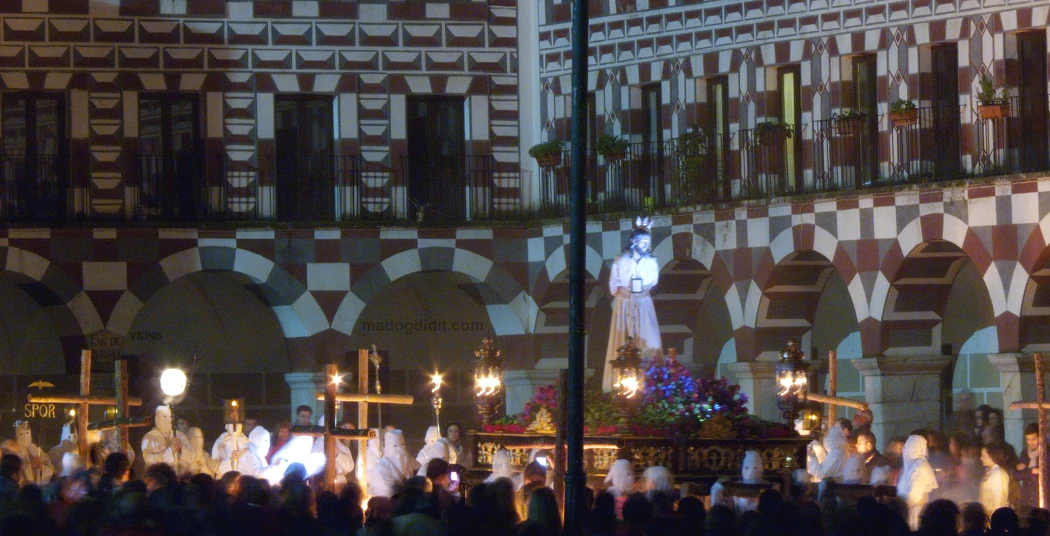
[832,109,867,137]
[596,134,630,161]
[529,139,565,168]
[889,99,918,128]
[976,74,1010,119]
[754,121,792,146]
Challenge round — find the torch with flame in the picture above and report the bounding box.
[430,372,443,430]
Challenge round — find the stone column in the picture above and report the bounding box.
[727,361,779,422]
[853,356,951,447]
[284,372,324,421]
[990,353,1046,454]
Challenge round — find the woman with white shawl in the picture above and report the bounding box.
[806,424,848,482]
[979,442,1011,514]
[896,435,938,531]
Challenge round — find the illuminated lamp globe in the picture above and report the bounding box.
[160,369,188,398]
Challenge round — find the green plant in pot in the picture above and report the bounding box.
[595,134,630,161]
[753,121,792,146]
[976,74,1010,120]
[832,109,867,137]
[529,139,565,168]
[888,99,918,128]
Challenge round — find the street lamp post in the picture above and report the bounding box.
[774,339,809,422]
[160,368,188,473]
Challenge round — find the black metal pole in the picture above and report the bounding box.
[565,0,589,534]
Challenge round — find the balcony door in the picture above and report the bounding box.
[1019,31,1048,171]
[139,95,200,220]
[931,44,960,180]
[707,77,730,198]
[640,85,663,204]
[779,67,802,191]
[406,96,465,220]
[853,56,879,185]
[2,93,66,220]
[274,95,335,221]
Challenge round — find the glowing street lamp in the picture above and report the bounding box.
[775,339,810,421]
[473,337,504,425]
[160,368,188,399]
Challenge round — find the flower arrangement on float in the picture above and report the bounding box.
[484,354,796,440]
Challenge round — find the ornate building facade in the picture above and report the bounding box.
[0,0,1046,449]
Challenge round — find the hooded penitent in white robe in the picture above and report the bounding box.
[642,466,674,494]
[897,435,938,531]
[980,463,1010,514]
[807,425,848,482]
[485,449,517,484]
[602,249,662,392]
[369,430,417,498]
[604,459,634,496]
[415,427,450,476]
[11,423,53,485]
[243,426,270,476]
[711,450,769,513]
[187,427,216,477]
[360,432,384,497]
[142,406,193,471]
[212,424,250,476]
[48,423,78,472]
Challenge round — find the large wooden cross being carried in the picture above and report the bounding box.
[291,350,414,492]
[87,360,152,455]
[1008,352,1049,508]
[27,351,143,462]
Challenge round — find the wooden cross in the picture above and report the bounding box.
[292,355,414,492]
[27,351,143,462]
[86,360,152,455]
[1008,352,1048,508]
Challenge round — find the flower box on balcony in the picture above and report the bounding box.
[536,153,563,168]
[978,102,1010,120]
[754,122,792,147]
[889,99,918,128]
[889,109,918,128]
[529,140,565,168]
[596,134,630,162]
[832,110,867,137]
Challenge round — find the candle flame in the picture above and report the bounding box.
[430,372,443,393]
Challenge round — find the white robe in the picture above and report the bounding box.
[311,437,355,480]
[807,426,848,482]
[415,427,450,476]
[368,430,418,498]
[141,428,192,469]
[980,464,1010,514]
[602,251,662,391]
[262,435,325,484]
[211,429,250,476]
[603,459,634,496]
[12,442,53,485]
[897,435,938,531]
[486,449,517,484]
[47,438,77,473]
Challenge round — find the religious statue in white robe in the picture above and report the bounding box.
[897,435,938,531]
[142,406,193,471]
[10,421,53,485]
[603,216,662,392]
[368,429,418,498]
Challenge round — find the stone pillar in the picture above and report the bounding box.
[853,356,951,447]
[504,358,594,415]
[284,372,324,421]
[727,361,779,422]
[990,353,1046,455]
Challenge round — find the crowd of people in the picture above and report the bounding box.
[0,391,1045,535]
